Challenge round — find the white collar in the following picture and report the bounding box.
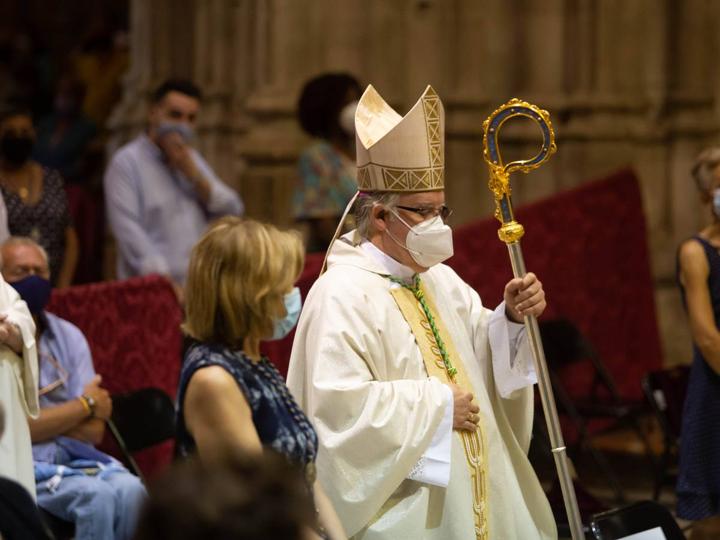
[360,240,416,281]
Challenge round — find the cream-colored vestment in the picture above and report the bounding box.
[0,275,38,498]
[287,233,556,539]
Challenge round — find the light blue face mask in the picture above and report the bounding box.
[156,121,195,143]
[270,287,302,340]
[713,189,720,218]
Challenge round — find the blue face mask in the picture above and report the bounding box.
[9,275,52,315]
[713,189,720,218]
[270,287,302,340]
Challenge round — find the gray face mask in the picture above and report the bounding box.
[156,121,195,143]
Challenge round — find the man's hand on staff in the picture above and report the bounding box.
[504,272,546,323]
[449,383,480,432]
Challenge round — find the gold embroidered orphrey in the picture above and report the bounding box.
[390,284,489,540]
[357,88,444,192]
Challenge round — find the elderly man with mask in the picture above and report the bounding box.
[287,85,556,539]
[1,236,145,540]
[104,78,244,294]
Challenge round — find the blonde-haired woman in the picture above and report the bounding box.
[176,217,345,540]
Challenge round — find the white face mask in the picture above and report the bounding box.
[339,100,358,136]
[386,210,454,268]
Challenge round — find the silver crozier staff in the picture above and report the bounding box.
[482,99,584,540]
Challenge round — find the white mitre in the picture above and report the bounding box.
[320,84,445,273]
[355,84,444,192]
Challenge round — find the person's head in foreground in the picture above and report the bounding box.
[133,452,316,540]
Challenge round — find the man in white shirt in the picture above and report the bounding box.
[104,79,243,291]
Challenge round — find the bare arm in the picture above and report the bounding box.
[56,226,79,288]
[28,398,88,443]
[314,479,347,540]
[184,366,262,463]
[679,239,720,374]
[64,418,105,446]
[30,374,112,444]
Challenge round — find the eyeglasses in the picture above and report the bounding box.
[38,351,68,396]
[396,204,453,222]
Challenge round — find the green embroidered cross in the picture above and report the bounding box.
[389,274,458,379]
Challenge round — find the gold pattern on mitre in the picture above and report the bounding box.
[355,84,444,192]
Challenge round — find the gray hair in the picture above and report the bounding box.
[0,236,49,270]
[354,192,399,238]
[692,147,720,193]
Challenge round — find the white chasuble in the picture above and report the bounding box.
[0,274,38,499]
[287,232,556,539]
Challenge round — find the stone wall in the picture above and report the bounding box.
[110,0,720,366]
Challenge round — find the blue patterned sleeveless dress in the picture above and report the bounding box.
[677,236,720,520]
[176,341,318,477]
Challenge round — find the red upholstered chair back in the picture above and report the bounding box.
[450,169,663,399]
[265,169,663,403]
[46,275,182,478]
[65,184,104,284]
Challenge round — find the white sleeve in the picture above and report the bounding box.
[407,383,453,487]
[489,301,537,398]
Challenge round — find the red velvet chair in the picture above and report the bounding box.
[65,184,104,284]
[47,274,182,479]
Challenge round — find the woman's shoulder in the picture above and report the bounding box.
[182,342,256,395]
[185,341,242,367]
[679,236,712,264]
[184,364,238,396]
[678,237,714,281]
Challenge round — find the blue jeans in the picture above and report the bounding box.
[36,470,146,540]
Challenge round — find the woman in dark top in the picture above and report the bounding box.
[676,148,720,529]
[177,216,345,540]
[0,107,78,287]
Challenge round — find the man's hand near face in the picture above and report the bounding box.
[158,131,211,204]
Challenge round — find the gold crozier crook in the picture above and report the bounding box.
[482,99,584,540]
